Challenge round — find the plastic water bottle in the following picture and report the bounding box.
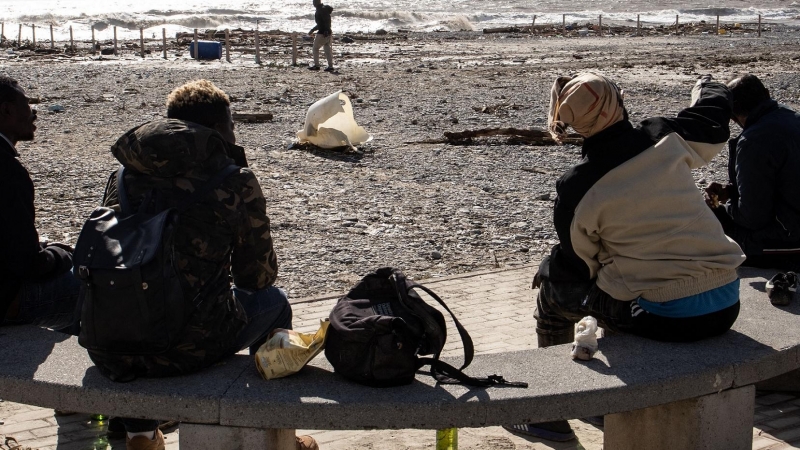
[436,428,458,450]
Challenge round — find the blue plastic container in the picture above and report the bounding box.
[188,40,222,60]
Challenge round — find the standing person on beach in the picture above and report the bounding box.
[0,75,81,334]
[504,73,745,442]
[705,74,800,271]
[308,0,335,71]
[89,80,317,450]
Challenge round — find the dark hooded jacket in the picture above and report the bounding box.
[89,119,278,379]
[0,137,73,322]
[723,100,800,254]
[311,4,334,36]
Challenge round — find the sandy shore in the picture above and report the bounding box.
[2,29,800,297]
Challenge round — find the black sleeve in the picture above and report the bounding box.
[639,82,732,148]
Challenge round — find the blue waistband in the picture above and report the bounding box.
[637,279,740,318]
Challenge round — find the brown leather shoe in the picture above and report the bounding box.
[296,435,319,450]
[126,429,165,450]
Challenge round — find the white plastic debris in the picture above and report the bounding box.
[571,316,599,361]
[296,91,372,149]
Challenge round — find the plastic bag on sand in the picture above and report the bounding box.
[571,316,598,361]
[255,319,330,380]
[296,91,372,149]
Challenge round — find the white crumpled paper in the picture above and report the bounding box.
[571,316,599,361]
[296,91,372,149]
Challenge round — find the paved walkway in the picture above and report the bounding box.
[1,265,799,449]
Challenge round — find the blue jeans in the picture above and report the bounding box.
[123,285,293,433]
[2,271,82,335]
[231,285,293,355]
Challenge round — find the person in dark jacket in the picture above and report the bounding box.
[308,0,334,71]
[93,80,317,450]
[706,74,800,270]
[0,75,81,333]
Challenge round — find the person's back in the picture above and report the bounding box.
[731,103,800,236]
[90,119,275,379]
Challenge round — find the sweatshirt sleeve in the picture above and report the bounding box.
[230,169,278,289]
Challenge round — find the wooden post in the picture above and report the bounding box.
[225,29,231,62]
[675,14,679,35]
[637,14,641,36]
[193,28,198,59]
[162,28,167,59]
[716,14,720,34]
[758,14,762,37]
[291,32,297,66]
[254,25,261,64]
[49,24,53,49]
[69,26,73,51]
[599,15,602,37]
[531,15,536,33]
[17,23,21,48]
[139,27,144,58]
[31,25,35,47]
[113,26,117,55]
[1,23,4,41]
[562,14,566,34]
[91,26,96,54]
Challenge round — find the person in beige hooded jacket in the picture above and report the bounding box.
[505,73,745,442]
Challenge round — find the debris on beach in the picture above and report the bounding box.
[296,91,372,150]
[407,127,583,146]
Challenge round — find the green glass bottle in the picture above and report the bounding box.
[90,413,107,422]
[436,428,458,450]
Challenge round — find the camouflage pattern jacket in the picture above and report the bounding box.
[90,119,278,380]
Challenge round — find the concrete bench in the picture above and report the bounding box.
[0,267,798,450]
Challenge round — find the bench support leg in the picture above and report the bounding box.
[180,423,295,450]
[604,385,754,450]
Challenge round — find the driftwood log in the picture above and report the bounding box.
[407,127,583,146]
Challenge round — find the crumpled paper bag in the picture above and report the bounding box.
[296,91,372,149]
[255,319,330,380]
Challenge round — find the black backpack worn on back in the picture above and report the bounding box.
[72,164,239,355]
[325,267,527,388]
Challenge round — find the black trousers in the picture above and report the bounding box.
[711,206,800,271]
[534,276,740,347]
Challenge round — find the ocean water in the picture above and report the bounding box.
[0,0,797,41]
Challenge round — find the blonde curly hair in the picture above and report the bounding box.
[166,79,231,128]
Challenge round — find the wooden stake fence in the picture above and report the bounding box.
[193,28,198,60]
[225,29,231,62]
[291,32,297,66]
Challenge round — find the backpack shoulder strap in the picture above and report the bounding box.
[417,357,528,388]
[407,281,475,370]
[116,166,133,215]
[176,165,241,213]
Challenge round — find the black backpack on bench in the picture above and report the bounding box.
[324,267,528,388]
